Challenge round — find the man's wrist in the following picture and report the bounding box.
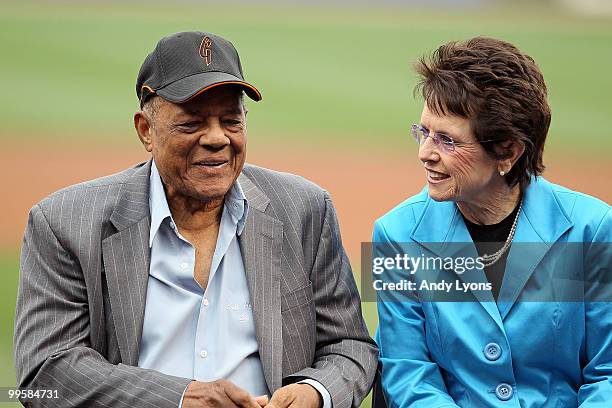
[297,379,330,408]
[178,381,193,408]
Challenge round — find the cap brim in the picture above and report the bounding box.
[156,71,262,103]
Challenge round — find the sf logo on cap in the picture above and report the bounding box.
[199,36,212,66]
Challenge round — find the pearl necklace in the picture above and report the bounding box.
[480,201,522,267]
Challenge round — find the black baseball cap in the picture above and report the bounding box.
[136,31,262,108]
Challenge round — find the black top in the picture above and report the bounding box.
[462,203,521,301]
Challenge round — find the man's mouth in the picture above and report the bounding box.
[194,160,229,168]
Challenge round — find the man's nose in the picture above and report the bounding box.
[417,135,439,164]
[199,118,230,149]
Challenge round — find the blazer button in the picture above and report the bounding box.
[495,383,513,401]
[484,343,502,361]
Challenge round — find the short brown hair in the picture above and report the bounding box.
[415,36,551,189]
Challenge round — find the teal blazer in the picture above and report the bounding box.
[374,177,611,407]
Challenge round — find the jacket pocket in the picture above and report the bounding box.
[281,282,313,312]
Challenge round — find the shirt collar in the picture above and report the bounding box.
[148,160,249,247]
[149,161,173,247]
[226,174,249,236]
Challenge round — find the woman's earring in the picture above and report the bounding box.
[499,170,506,176]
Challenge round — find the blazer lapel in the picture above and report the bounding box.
[497,178,573,320]
[238,173,284,393]
[446,213,503,329]
[411,197,503,331]
[102,161,151,366]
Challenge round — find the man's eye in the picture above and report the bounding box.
[223,119,242,126]
[176,122,200,132]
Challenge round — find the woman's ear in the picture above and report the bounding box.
[134,111,154,152]
[498,140,525,174]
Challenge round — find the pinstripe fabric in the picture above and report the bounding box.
[14,160,377,408]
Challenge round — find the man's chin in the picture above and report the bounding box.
[194,182,235,201]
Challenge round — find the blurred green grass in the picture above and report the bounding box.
[0,252,19,408]
[0,2,611,153]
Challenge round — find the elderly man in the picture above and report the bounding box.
[14,31,377,408]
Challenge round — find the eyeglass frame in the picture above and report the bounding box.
[411,123,500,153]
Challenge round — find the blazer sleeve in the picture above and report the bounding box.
[373,220,459,408]
[14,204,192,408]
[578,207,612,406]
[283,192,378,408]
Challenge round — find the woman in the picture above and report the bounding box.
[374,37,611,407]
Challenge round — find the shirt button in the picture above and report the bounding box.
[203,298,209,307]
[169,221,176,230]
[179,262,189,270]
[484,342,502,361]
[495,383,513,401]
[199,350,208,359]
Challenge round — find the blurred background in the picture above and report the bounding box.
[1,0,610,406]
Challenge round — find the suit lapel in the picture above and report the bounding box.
[411,179,574,325]
[411,199,503,330]
[497,178,572,320]
[102,161,151,366]
[238,173,284,393]
[446,213,503,329]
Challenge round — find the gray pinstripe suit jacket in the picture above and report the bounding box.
[14,160,377,408]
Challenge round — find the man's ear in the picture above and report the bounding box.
[134,111,154,152]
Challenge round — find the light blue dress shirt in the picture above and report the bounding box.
[138,161,331,408]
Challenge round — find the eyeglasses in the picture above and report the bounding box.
[411,124,499,153]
